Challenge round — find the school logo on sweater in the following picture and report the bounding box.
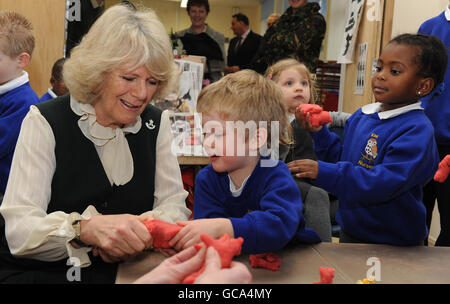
[358,133,378,169]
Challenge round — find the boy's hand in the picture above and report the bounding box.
[295,106,323,133]
[287,159,319,179]
[169,218,234,252]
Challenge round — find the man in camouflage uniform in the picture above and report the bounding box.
[251,0,326,74]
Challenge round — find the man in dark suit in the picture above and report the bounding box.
[224,13,262,74]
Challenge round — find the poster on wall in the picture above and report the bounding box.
[169,112,207,156]
[337,0,366,64]
[152,59,203,113]
[354,42,368,95]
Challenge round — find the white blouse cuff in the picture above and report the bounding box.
[65,205,101,268]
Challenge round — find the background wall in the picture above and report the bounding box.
[106,0,261,39]
[391,0,447,36]
[325,0,348,61]
[0,0,66,97]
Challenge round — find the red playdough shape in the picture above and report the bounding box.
[143,219,182,249]
[183,233,244,284]
[298,104,332,128]
[312,267,335,284]
[434,155,450,183]
[249,252,281,271]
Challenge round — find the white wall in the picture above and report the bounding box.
[325,0,348,61]
[392,0,448,36]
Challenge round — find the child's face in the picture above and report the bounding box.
[372,43,423,111]
[0,50,22,85]
[51,77,69,96]
[202,110,256,177]
[276,67,311,114]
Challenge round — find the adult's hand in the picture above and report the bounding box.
[80,214,152,262]
[134,246,206,284]
[195,247,252,284]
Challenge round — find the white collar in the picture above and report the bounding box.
[229,173,251,197]
[0,71,29,95]
[241,28,251,40]
[361,101,423,119]
[47,88,57,99]
[289,113,295,123]
[70,95,142,186]
[446,4,450,21]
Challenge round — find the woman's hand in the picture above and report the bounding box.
[133,246,252,284]
[169,218,234,252]
[134,246,206,284]
[195,247,252,284]
[295,106,323,133]
[287,159,319,179]
[80,214,152,262]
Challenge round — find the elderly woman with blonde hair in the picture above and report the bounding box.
[0,4,191,283]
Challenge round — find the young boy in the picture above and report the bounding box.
[169,70,320,254]
[39,57,68,102]
[0,11,39,195]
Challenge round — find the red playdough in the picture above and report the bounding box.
[312,267,335,284]
[298,104,332,128]
[183,233,244,284]
[249,252,281,271]
[434,155,450,183]
[143,219,182,249]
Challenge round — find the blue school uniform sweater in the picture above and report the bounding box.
[194,158,320,254]
[39,91,54,102]
[0,82,39,193]
[311,104,439,245]
[418,11,450,146]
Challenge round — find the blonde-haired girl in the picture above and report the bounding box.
[266,58,332,242]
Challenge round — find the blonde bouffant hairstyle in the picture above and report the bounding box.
[265,58,318,104]
[197,69,292,147]
[0,11,35,58]
[63,4,179,105]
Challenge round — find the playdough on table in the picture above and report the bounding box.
[249,252,282,271]
[312,267,335,284]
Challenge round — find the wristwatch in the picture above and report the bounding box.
[71,220,88,247]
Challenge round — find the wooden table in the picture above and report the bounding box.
[115,242,450,284]
[177,155,211,166]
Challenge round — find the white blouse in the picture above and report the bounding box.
[0,98,191,267]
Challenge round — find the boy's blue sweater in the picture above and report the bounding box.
[0,82,39,193]
[418,11,450,146]
[311,106,439,245]
[194,158,320,254]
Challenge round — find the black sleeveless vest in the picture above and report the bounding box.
[0,95,162,283]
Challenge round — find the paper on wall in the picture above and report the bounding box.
[338,0,366,64]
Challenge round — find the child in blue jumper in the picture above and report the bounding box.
[418,5,450,247]
[291,34,447,246]
[39,58,68,102]
[0,11,39,196]
[169,70,320,254]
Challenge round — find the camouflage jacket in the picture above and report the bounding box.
[251,2,326,74]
